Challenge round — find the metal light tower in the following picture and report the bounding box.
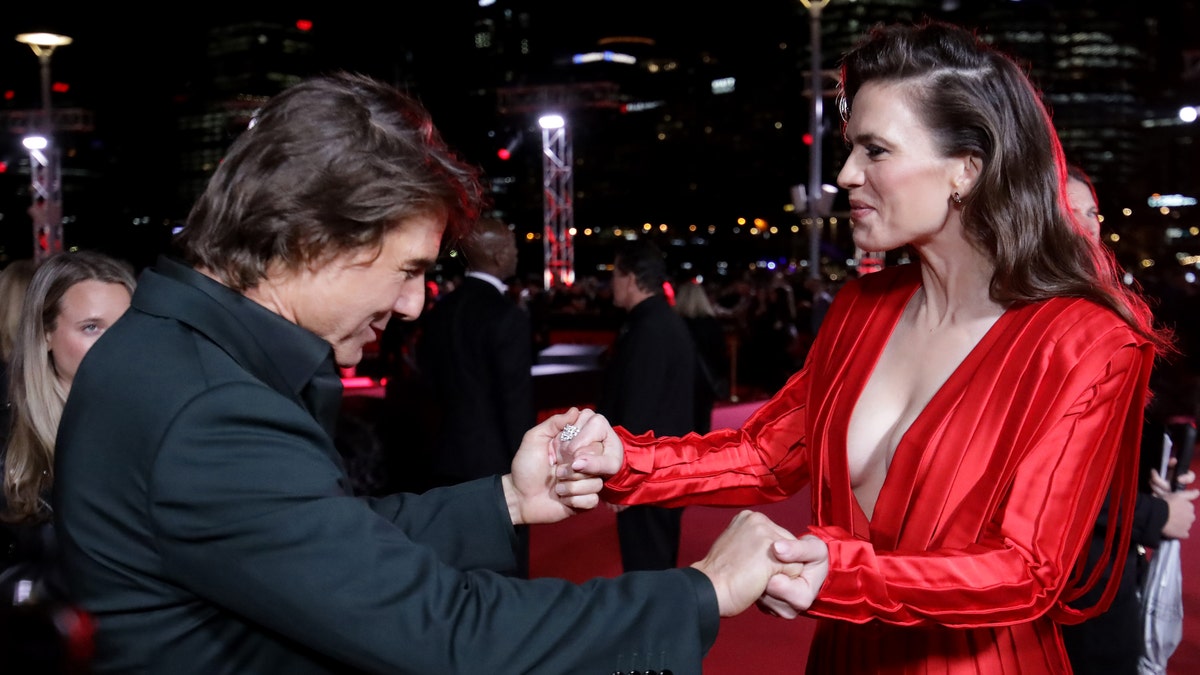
[800,0,830,280]
[539,113,574,289]
[16,31,73,262]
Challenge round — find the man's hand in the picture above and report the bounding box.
[503,408,606,526]
[552,410,625,499]
[689,510,805,617]
[756,535,830,619]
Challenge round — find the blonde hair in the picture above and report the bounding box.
[0,260,37,363]
[674,281,716,319]
[3,251,135,523]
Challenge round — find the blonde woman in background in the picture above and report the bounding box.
[674,279,729,433]
[1,260,37,451]
[2,250,135,604]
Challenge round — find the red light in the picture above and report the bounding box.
[3,90,13,100]
[0,161,7,173]
[497,148,512,160]
[296,19,313,31]
[802,133,813,145]
[662,281,676,306]
[52,82,69,94]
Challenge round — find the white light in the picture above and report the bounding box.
[16,32,73,49]
[23,136,48,150]
[1180,106,1198,123]
[711,77,736,95]
[1148,194,1198,208]
[539,114,565,130]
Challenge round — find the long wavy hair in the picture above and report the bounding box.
[838,20,1169,352]
[3,251,136,523]
[0,260,36,365]
[175,71,486,291]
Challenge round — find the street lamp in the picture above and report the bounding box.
[799,0,831,280]
[16,31,73,262]
[539,113,574,289]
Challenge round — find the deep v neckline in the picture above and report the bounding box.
[842,278,1015,535]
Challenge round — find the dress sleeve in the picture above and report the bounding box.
[601,367,814,508]
[805,341,1153,628]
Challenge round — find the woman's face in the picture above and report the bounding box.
[1066,176,1101,242]
[837,81,968,253]
[46,280,132,388]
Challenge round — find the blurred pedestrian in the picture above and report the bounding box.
[0,260,37,451]
[674,279,729,434]
[1060,164,1199,675]
[416,217,535,575]
[600,238,696,571]
[1,250,134,673]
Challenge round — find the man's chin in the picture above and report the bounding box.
[334,347,363,370]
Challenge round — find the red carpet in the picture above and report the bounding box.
[529,400,1200,674]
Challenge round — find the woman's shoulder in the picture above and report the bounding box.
[1009,295,1150,358]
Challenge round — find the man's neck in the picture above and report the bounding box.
[466,269,507,293]
[626,290,655,311]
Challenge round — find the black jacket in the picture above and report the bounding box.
[416,275,534,483]
[54,256,718,674]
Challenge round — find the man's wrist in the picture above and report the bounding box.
[501,474,522,525]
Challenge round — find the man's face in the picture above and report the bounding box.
[252,214,445,367]
[1066,177,1101,242]
[611,265,635,311]
[497,233,520,280]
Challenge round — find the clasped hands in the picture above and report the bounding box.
[503,407,829,619]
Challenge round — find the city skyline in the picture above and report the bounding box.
[2,2,1197,279]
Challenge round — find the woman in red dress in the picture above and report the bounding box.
[555,20,1170,674]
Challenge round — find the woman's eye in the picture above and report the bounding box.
[865,145,886,158]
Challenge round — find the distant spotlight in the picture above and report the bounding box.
[538,114,565,130]
[23,135,47,150]
[1180,106,1198,123]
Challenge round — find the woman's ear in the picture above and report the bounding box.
[954,154,983,196]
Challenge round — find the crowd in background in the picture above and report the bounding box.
[380,265,853,403]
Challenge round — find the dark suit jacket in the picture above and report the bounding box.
[53,257,717,674]
[600,294,696,436]
[416,275,534,483]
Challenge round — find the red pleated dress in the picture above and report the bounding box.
[602,264,1154,674]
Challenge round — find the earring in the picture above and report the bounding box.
[952,191,963,204]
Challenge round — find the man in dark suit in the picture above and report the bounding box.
[52,72,801,674]
[601,239,697,571]
[417,217,535,576]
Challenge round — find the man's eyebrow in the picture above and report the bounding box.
[407,257,438,270]
[847,131,884,146]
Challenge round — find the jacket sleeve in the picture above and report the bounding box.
[601,367,813,508]
[490,304,535,455]
[150,382,718,673]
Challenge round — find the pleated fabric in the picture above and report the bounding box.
[603,264,1154,674]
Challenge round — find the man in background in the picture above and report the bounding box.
[601,238,697,571]
[417,217,535,576]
